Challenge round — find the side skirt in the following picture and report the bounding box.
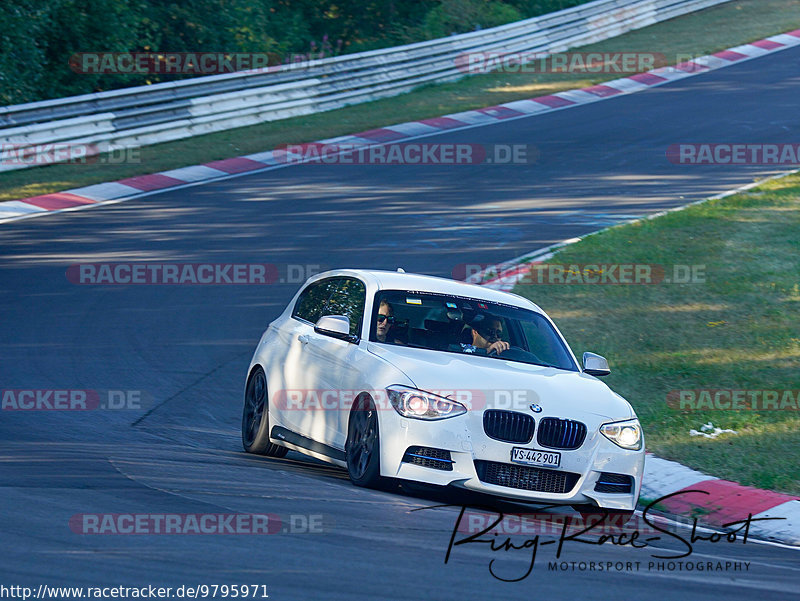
[271,426,346,462]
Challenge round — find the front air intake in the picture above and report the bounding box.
[475,460,580,494]
[594,472,633,494]
[402,446,453,471]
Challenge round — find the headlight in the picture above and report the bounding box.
[387,385,467,420]
[600,419,643,450]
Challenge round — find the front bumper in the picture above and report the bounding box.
[379,410,644,510]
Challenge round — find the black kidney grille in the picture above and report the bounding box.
[402,446,454,471]
[475,460,580,494]
[483,410,535,443]
[537,418,587,449]
[594,472,633,493]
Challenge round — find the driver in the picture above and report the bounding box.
[376,300,406,345]
[462,314,509,355]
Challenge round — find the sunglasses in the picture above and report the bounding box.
[377,314,396,324]
[480,328,503,338]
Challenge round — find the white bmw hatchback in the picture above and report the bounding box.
[242,269,644,514]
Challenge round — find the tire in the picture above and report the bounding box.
[242,366,288,457]
[345,396,384,488]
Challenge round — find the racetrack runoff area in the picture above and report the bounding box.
[512,171,800,495]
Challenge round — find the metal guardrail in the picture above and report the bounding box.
[0,0,732,171]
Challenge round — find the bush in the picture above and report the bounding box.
[417,0,524,38]
[507,0,590,15]
[0,0,595,105]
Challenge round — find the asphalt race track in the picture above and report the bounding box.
[1,45,799,600]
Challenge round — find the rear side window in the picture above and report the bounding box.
[292,279,336,324]
[324,278,366,336]
[292,277,366,336]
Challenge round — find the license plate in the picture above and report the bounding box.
[511,447,561,468]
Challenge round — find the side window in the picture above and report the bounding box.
[520,318,573,368]
[292,279,336,324]
[324,278,366,336]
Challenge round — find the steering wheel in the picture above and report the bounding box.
[488,345,544,363]
[488,344,523,356]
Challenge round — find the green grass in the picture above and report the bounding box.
[2,0,800,202]
[512,173,800,495]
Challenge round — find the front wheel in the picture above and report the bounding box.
[242,366,288,457]
[346,396,384,488]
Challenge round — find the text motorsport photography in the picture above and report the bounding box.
[422,493,775,582]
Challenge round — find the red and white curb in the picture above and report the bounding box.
[641,453,799,545]
[2,29,800,224]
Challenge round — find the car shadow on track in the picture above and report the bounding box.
[245,448,576,517]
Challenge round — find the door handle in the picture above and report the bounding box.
[298,334,310,344]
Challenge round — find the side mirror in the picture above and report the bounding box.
[314,315,358,343]
[583,352,610,377]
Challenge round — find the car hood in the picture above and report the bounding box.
[367,343,634,421]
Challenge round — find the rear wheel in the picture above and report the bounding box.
[242,367,288,457]
[346,396,384,488]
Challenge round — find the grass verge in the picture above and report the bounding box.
[2,0,800,202]
[512,172,800,495]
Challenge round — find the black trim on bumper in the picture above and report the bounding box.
[270,426,346,461]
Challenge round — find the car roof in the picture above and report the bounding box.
[313,269,541,311]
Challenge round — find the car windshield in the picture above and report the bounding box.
[369,290,578,371]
